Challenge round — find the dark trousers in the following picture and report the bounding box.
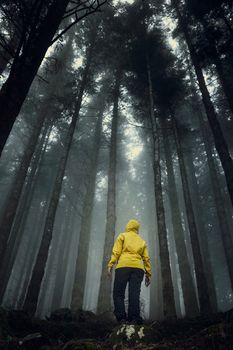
[113,267,144,322]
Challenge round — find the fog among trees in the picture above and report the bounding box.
[0,0,233,322]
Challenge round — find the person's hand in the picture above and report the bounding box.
[145,275,151,287]
[107,266,112,278]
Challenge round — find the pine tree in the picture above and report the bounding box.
[161,118,199,317]
[171,114,212,315]
[71,87,107,310]
[23,24,98,314]
[170,0,233,207]
[0,0,107,156]
[97,69,122,313]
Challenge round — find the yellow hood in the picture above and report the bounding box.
[125,219,140,233]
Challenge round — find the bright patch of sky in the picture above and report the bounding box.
[47,126,60,145]
[113,0,134,4]
[84,93,92,103]
[162,16,179,52]
[95,172,108,201]
[167,36,178,51]
[102,107,113,138]
[121,101,144,162]
[126,142,143,161]
[124,125,143,161]
[72,57,83,69]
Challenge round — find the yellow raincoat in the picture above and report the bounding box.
[108,219,151,277]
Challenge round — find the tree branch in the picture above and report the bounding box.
[51,0,108,44]
[124,118,151,130]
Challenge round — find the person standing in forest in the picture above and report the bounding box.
[107,219,151,324]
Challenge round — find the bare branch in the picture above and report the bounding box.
[51,0,108,44]
[64,0,91,17]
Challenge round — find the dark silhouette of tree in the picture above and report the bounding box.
[171,115,212,315]
[97,68,122,313]
[23,21,99,314]
[0,36,74,293]
[170,0,233,208]
[71,85,108,310]
[188,71,233,291]
[0,0,108,157]
[161,118,199,317]
[123,1,177,318]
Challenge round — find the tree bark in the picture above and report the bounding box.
[11,201,50,309]
[23,35,95,315]
[200,17,233,115]
[188,68,233,290]
[171,0,233,208]
[0,106,51,273]
[184,149,218,312]
[71,100,105,310]
[147,59,176,318]
[0,33,73,282]
[161,118,199,317]
[51,205,74,311]
[194,109,233,291]
[171,115,212,315]
[0,0,70,156]
[0,120,53,302]
[97,69,121,313]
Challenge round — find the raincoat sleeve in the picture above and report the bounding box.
[107,233,124,269]
[142,243,152,277]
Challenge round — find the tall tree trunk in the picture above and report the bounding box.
[143,141,163,320]
[0,120,53,301]
[189,70,233,290]
[171,0,233,207]
[148,221,161,319]
[161,118,199,317]
[71,100,105,310]
[184,149,218,312]
[166,212,182,318]
[61,210,80,308]
[12,201,49,308]
[97,69,121,313]
[23,108,78,316]
[0,106,51,272]
[0,31,73,278]
[147,60,176,318]
[200,17,233,115]
[36,216,64,316]
[0,0,70,156]
[23,36,95,315]
[171,115,212,315]
[51,205,74,311]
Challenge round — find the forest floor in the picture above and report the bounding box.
[0,307,233,350]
